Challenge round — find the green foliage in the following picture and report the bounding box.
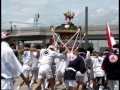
[18,55,23,65]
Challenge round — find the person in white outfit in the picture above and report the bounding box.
[86,50,97,89]
[54,47,69,89]
[29,48,40,87]
[93,52,105,90]
[1,31,29,90]
[17,44,36,90]
[32,45,61,90]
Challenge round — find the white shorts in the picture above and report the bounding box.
[55,74,63,81]
[1,79,14,90]
[107,80,119,90]
[31,69,38,79]
[64,80,77,88]
[38,64,53,79]
[76,72,88,83]
[22,64,31,71]
[31,61,38,70]
[22,64,31,78]
[23,70,31,78]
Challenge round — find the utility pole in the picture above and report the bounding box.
[10,21,13,33]
[84,6,88,49]
[34,13,40,27]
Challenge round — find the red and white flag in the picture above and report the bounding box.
[106,22,116,52]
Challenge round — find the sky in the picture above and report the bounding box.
[2,0,119,29]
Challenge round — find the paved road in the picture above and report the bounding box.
[14,77,109,90]
[14,77,64,90]
[14,77,28,90]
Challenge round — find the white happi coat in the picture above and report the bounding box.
[31,51,38,70]
[1,41,24,89]
[55,53,69,77]
[22,50,33,71]
[38,48,60,79]
[93,56,105,78]
[38,48,59,66]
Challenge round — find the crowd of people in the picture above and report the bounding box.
[1,31,119,90]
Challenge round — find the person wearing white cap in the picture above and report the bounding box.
[1,31,29,90]
[32,44,60,90]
